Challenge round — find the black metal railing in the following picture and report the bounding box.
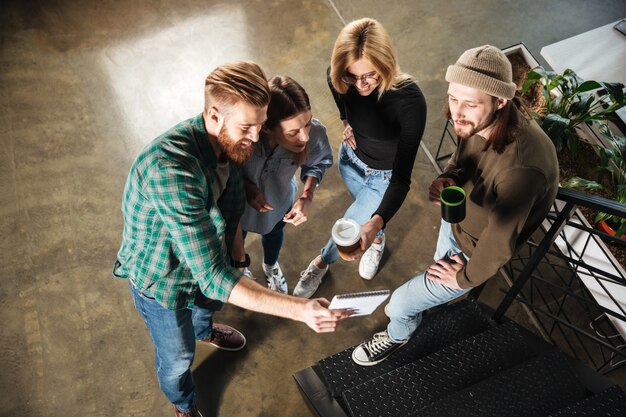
[492,187,626,374]
[434,120,457,172]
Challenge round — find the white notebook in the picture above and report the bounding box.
[329,289,390,317]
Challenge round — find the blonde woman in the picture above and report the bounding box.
[294,18,427,298]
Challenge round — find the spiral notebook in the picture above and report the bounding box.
[329,289,390,317]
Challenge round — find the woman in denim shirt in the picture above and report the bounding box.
[240,76,333,293]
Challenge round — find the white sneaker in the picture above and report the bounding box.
[262,262,288,294]
[242,267,254,279]
[293,259,328,298]
[359,235,385,280]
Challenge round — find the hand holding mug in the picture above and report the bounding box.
[429,177,457,204]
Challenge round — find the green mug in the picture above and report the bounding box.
[440,186,466,223]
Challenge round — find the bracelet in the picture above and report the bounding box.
[300,188,314,200]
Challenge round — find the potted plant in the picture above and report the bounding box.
[563,123,626,238]
[519,67,626,263]
[503,43,549,118]
[521,66,626,153]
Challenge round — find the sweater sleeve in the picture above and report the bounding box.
[327,67,347,120]
[373,85,427,224]
[456,167,548,288]
[300,121,333,183]
[439,139,468,184]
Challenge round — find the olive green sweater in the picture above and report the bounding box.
[441,116,558,288]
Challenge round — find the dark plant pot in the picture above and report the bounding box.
[597,219,626,242]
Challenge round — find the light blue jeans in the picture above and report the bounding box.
[129,282,221,412]
[320,142,391,264]
[386,220,471,342]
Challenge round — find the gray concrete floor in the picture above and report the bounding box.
[2,1,626,416]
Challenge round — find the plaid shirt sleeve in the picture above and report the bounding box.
[143,155,242,304]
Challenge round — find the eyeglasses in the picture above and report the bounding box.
[340,71,380,86]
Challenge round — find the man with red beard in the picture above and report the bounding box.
[113,61,350,417]
[350,45,559,367]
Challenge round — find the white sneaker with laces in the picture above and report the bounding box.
[352,330,407,366]
[262,262,288,294]
[359,235,385,280]
[293,259,328,298]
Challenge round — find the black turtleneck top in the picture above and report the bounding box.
[328,73,427,224]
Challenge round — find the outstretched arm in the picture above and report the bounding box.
[227,276,351,332]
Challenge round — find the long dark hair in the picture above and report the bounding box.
[264,76,311,166]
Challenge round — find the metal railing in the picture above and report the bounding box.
[492,187,626,374]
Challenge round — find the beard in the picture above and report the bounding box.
[453,121,477,139]
[453,116,496,139]
[216,125,254,165]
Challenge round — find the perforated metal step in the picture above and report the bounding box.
[548,385,626,417]
[342,321,536,417]
[412,349,590,417]
[316,299,493,398]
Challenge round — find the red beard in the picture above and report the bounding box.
[217,125,254,165]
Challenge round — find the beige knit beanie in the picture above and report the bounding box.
[445,45,516,99]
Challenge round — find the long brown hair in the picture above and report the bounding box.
[263,76,311,166]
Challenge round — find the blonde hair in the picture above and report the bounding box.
[330,18,411,98]
[204,61,270,113]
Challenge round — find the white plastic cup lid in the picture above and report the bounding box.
[331,218,361,246]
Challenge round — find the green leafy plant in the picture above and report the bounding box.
[522,67,626,153]
[563,124,626,236]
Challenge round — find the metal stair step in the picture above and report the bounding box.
[411,349,590,417]
[547,385,626,417]
[316,299,494,398]
[341,321,537,417]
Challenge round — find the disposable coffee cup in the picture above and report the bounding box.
[331,218,361,261]
[440,186,466,223]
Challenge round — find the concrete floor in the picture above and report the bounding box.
[2,1,626,416]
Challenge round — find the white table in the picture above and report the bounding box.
[541,20,626,85]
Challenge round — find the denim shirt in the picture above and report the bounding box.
[240,118,332,234]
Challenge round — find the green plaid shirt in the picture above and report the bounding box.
[113,114,244,310]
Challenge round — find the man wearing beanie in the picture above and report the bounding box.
[352,45,559,366]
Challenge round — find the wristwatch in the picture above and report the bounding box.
[231,253,250,268]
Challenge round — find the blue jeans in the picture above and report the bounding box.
[320,142,391,264]
[243,214,287,266]
[386,220,471,341]
[129,282,221,412]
